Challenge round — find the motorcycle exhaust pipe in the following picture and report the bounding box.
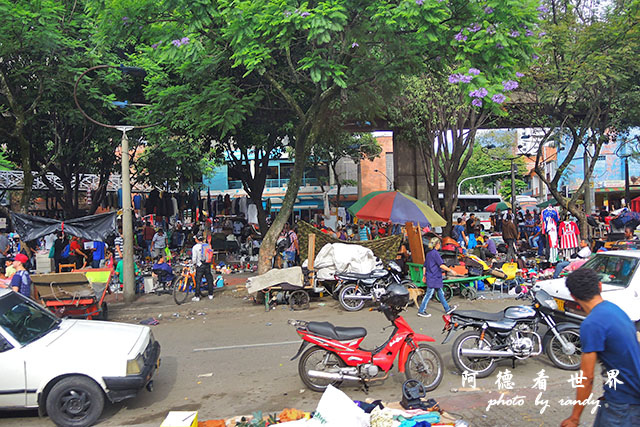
[342,295,375,301]
[307,370,361,382]
[460,348,515,358]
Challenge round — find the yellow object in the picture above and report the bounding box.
[501,262,518,281]
[278,408,310,422]
[161,411,198,427]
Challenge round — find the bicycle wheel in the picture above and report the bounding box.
[173,276,192,305]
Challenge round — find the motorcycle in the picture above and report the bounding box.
[442,286,581,378]
[290,284,443,392]
[335,260,407,311]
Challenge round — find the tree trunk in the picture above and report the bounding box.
[18,127,33,214]
[257,127,314,274]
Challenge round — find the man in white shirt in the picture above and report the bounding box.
[191,233,214,302]
[150,229,167,259]
[553,239,592,278]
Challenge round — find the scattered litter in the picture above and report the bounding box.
[198,372,214,378]
[198,312,206,316]
[157,314,163,319]
[172,313,180,318]
[450,388,458,393]
[266,322,272,326]
[139,318,160,325]
[317,303,326,307]
[197,381,201,385]
[299,389,305,394]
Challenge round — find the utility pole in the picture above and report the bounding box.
[118,126,136,303]
[583,145,592,215]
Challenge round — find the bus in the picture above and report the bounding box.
[439,194,502,230]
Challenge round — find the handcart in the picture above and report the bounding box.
[31,268,113,320]
[407,261,491,301]
[246,266,325,311]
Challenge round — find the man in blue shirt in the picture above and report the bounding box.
[92,241,106,268]
[561,268,640,427]
[417,237,460,318]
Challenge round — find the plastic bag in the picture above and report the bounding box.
[313,385,370,427]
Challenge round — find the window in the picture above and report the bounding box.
[581,255,639,288]
[0,293,60,346]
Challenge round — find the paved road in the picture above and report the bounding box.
[0,287,599,426]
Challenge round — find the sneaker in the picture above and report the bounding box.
[192,296,200,302]
[446,305,458,314]
[208,295,213,300]
[417,312,432,318]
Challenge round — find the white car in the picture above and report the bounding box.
[534,250,640,325]
[0,288,160,426]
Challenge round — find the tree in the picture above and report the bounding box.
[459,131,526,194]
[517,0,640,237]
[309,130,381,207]
[0,0,128,216]
[387,0,541,234]
[94,0,541,271]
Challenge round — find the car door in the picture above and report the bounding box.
[0,329,26,408]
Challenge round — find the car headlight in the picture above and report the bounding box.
[126,354,144,375]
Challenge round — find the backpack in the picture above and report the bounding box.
[61,244,70,259]
[201,243,215,264]
[451,226,460,241]
[277,232,292,252]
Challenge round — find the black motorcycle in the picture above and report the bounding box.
[336,260,407,312]
[442,286,581,377]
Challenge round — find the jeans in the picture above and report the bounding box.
[418,287,450,314]
[195,263,214,297]
[283,250,296,267]
[92,259,101,269]
[505,238,516,262]
[553,260,570,278]
[594,400,640,427]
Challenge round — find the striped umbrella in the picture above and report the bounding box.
[348,191,446,227]
[484,201,511,212]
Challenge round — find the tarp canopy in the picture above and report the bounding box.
[11,212,117,242]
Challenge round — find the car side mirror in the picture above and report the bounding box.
[0,335,14,353]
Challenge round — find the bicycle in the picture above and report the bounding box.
[172,264,198,305]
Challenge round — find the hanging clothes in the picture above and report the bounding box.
[224,194,231,215]
[247,203,258,225]
[559,220,579,249]
[542,207,559,262]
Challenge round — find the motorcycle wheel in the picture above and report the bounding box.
[298,345,346,392]
[339,284,366,312]
[405,344,444,392]
[545,328,582,370]
[451,330,497,378]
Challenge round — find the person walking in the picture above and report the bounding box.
[282,223,298,268]
[69,236,88,269]
[191,233,214,302]
[466,214,477,249]
[151,228,167,259]
[142,221,155,259]
[561,268,640,427]
[417,237,459,318]
[502,217,518,262]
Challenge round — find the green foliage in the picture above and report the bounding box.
[499,179,528,200]
[459,130,527,194]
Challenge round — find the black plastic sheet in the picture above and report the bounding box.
[11,212,117,242]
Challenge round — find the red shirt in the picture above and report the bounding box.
[70,240,82,255]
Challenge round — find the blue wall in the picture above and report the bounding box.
[202,165,229,191]
[557,128,640,190]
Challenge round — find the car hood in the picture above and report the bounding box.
[40,319,148,358]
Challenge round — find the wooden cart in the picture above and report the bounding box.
[31,268,113,320]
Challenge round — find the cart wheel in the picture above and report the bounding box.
[96,303,108,321]
[435,285,453,302]
[289,290,310,311]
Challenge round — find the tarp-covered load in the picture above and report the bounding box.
[305,243,382,281]
[11,212,117,242]
[297,221,402,262]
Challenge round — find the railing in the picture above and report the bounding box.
[227,177,322,189]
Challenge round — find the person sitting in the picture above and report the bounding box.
[478,236,497,262]
[553,239,592,278]
[152,255,174,282]
[114,258,141,292]
[624,226,638,241]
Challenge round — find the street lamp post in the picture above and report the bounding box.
[74,65,158,304]
[373,169,394,190]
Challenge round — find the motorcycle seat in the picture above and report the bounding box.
[453,310,505,322]
[307,321,368,341]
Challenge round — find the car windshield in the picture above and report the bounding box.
[0,292,60,346]
[581,254,639,288]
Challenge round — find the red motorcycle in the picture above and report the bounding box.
[289,285,443,392]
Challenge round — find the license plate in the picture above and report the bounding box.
[554,298,565,311]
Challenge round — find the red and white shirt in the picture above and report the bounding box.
[559,221,579,249]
